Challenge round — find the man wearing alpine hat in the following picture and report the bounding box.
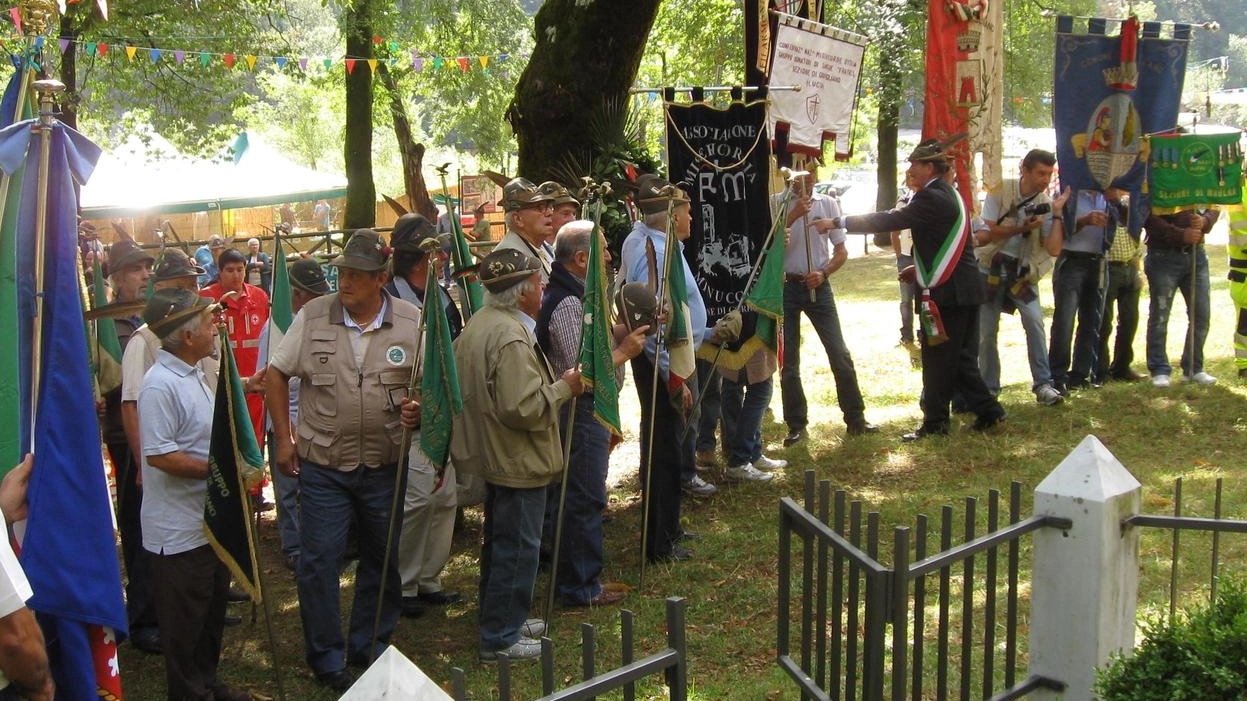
[265,229,421,691]
[493,177,556,282]
[837,137,1006,440]
[450,247,584,663]
[136,288,249,701]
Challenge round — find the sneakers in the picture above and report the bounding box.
[1151,374,1171,388]
[681,475,718,497]
[480,637,542,664]
[1034,384,1064,406]
[1183,371,1217,385]
[694,450,718,471]
[753,455,788,471]
[726,462,774,482]
[520,618,546,638]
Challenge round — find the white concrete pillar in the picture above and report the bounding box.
[1029,435,1141,701]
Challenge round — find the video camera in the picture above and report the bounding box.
[1022,202,1051,217]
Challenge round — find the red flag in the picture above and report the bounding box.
[922,0,978,211]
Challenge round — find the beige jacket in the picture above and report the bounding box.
[450,305,572,489]
[288,292,420,468]
[974,178,1055,283]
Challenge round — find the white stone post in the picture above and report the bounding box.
[1029,435,1141,701]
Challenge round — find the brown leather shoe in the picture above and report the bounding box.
[587,589,627,606]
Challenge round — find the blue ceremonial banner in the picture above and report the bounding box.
[0,116,127,699]
[1053,16,1191,235]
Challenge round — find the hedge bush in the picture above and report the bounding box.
[1095,579,1247,701]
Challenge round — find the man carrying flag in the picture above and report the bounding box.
[384,214,464,617]
[839,138,1006,440]
[624,176,709,562]
[137,288,250,701]
[537,220,647,606]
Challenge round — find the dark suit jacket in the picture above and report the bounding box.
[844,178,984,308]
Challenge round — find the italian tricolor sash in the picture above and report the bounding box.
[914,189,969,345]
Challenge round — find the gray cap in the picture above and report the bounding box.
[331,229,390,272]
[634,174,690,215]
[143,287,216,337]
[289,258,330,295]
[153,248,206,281]
[500,177,555,212]
[479,248,541,293]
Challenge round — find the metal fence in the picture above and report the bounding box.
[777,471,1069,701]
[449,596,688,701]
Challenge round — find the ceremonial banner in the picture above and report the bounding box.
[1054,16,1191,234]
[204,327,265,601]
[578,218,622,436]
[0,113,127,700]
[665,97,772,325]
[923,0,996,211]
[419,263,463,468]
[1147,129,1243,211]
[767,12,866,159]
[0,65,30,474]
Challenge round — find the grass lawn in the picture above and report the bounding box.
[118,237,1247,700]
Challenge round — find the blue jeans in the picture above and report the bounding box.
[694,359,723,454]
[897,254,916,342]
[782,280,866,429]
[721,375,773,467]
[1145,247,1211,376]
[1096,261,1141,380]
[546,397,609,605]
[268,432,300,559]
[977,269,1053,393]
[479,483,547,650]
[296,461,402,675]
[1049,254,1105,385]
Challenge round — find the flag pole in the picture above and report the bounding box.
[542,179,608,624]
[28,78,63,446]
[677,174,799,443]
[434,164,476,321]
[369,235,439,662]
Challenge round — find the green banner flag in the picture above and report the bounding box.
[0,76,31,475]
[447,213,484,315]
[89,257,123,394]
[419,267,463,467]
[268,232,293,361]
[578,219,621,437]
[204,327,265,601]
[662,202,695,393]
[1148,130,1243,212]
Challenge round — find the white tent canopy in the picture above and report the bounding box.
[80,131,347,218]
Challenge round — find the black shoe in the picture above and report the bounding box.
[1240,368,1247,379]
[223,614,243,627]
[845,420,879,436]
[401,596,427,618]
[315,669,355,692]
[130,626,162,654]
[782,428,807,447]
[678,529,702,542]
[972,412,1007,432]
[902,425,949,442]
[416,590,462,606]
[283,554,298,571]
[649,545,692,563]
[1110,368,1145,382]
[227,586,250,603]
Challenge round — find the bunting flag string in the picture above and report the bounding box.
[0,33,522,76]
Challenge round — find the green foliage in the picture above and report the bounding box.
[1096,578,1247,701]
[549,96,662,251]
[50,0,290,155]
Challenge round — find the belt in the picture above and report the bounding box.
[1062,250,1103,260]
[1106,259,1135,266]
[1151,244,1200,254]
[785,273,809,282]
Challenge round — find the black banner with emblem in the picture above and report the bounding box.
[666,97,773,325]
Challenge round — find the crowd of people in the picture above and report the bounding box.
[38,135,1233,699]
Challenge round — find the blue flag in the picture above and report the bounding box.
[0,116,127,699]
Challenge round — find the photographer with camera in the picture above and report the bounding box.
[975,149,1069,406]
[1049,184,1127,393]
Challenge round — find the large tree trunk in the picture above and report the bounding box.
[58,16,78,130]
[342,4,375,229]
[378,67,436,220]
[876,97,900,211]
[508,0,663,180]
